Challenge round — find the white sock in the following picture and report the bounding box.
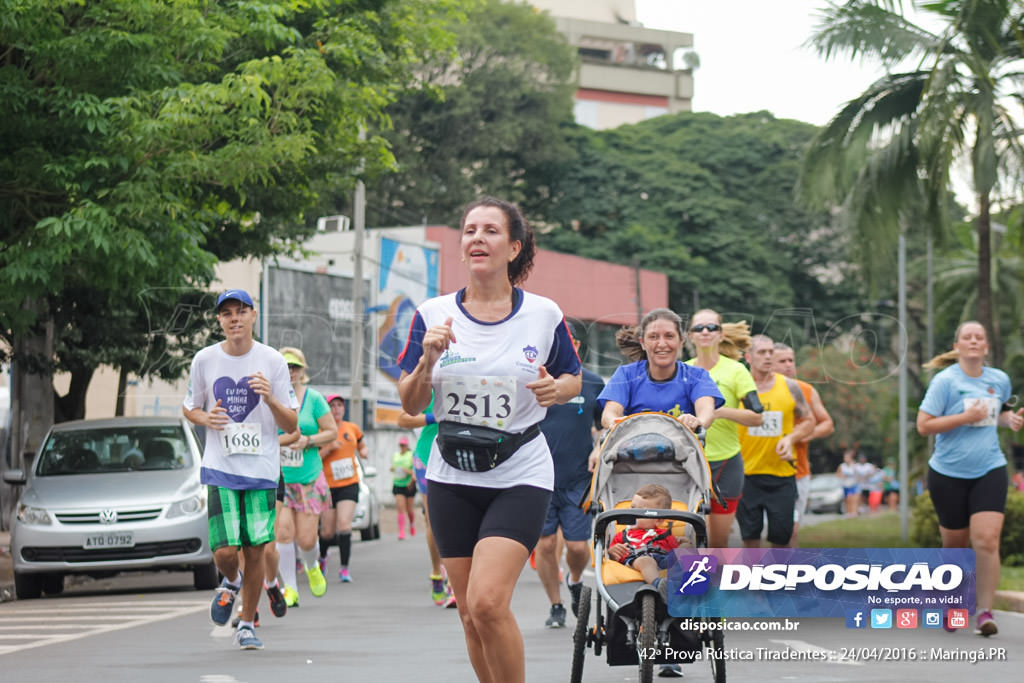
[299,544,318,570]
[224,571,242,589]
[278,541,297,589]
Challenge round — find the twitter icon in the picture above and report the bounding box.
[870,609,892,629]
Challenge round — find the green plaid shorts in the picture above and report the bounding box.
[207,486,276,550]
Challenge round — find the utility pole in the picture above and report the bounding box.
[898,234,909,541]
[349,175,366,428]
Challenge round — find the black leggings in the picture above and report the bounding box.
[426,480,551,558]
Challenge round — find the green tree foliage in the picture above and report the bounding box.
[0,0,460,418]
[797,340,904,470]
[361,0,578,227]
[539,111,868,343]
[800,0,1024,362]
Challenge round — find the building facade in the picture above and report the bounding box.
[530,0,694,129]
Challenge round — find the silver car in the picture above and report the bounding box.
[2,417,216,599]
[807,472,845,514]
[350,458,381,541]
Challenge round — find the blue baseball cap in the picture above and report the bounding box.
[216,289,254,310]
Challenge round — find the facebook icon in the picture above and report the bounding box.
[845,609,866,629]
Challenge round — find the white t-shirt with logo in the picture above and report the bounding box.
[183,341,298,490]
[398,289,580,490]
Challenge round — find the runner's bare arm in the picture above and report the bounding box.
[601,400,626,430]
[785,378,815,443]
[715,405,763,427]
[808,386,835,440]
[526,366,582,407]
[293,413,337,451]
[249,371,298,433]
[917,404,988,435]
[184,399,229,431]
[692,395,716,429]
[399,317,454,415]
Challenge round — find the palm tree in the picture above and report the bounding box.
[798,0,1024,364]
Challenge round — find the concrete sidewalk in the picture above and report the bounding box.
[3,528,1023,610]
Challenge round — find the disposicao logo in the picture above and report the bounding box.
[676,555,718,596]
[665,548,976,619]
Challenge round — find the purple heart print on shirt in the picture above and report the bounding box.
[213,376,260,422]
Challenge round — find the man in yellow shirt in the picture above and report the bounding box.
[737,335,815,548]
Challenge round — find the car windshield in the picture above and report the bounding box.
[810,474,841,491]
[36,426,191,476]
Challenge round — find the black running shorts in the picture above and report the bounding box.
[736,474,796,546]
[927,465,1007,530]
[426,480,552,558]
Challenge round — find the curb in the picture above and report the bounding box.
[994,590,1024,613]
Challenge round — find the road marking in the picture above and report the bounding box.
[0,599,207,655]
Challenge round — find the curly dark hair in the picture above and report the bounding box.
[459,196,536,286]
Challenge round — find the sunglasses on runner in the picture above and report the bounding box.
[689,323,721,333]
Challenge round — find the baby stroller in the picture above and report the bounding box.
[571,412,726,683]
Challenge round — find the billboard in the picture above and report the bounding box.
[373,237,439,423]
[263,266,371,390]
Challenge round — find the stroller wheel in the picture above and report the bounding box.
[637,592,656,683]
[569,585,592,683]
[704,620,726,683]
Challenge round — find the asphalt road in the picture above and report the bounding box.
[1,520,1022,683]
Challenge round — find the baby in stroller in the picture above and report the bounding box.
[608,484,680,588]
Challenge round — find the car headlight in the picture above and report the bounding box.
[166,494,206,519]
[17,504,52,525]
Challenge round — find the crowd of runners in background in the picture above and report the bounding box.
[184,197,1019,677]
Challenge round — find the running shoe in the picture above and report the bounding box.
[430,574,446,605]
[529,549,536,569]
[210,579,239,626]
[318,556,327,575]
[567,578,583,617]
[283,585,300,608]
[443,592,458,609]
[976,610,998,637]
[409,522,416,536]
[235,625,263,650]
[398,530,405,541]
[306,564,328,597]
[339,567,352,583]
[265,583,287,618]
[545,603,567,628]
[657,664,683,678]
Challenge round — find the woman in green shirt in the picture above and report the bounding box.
[686,309,764,548]
[390,436,417,540]
[264,347,337,603]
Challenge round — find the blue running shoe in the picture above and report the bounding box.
[210,579,239,626]
[235,625,263,650]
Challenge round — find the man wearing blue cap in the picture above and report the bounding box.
[183,289,298,650]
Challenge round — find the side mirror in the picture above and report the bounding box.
[3,469,27,486]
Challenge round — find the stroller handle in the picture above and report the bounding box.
[593,508,708,545]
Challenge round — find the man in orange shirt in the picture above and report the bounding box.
[319,394,369,582]
[772,343,834,547]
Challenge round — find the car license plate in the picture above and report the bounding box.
[84,532,134,549]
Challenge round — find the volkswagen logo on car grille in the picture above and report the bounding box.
[99,509,118,524]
